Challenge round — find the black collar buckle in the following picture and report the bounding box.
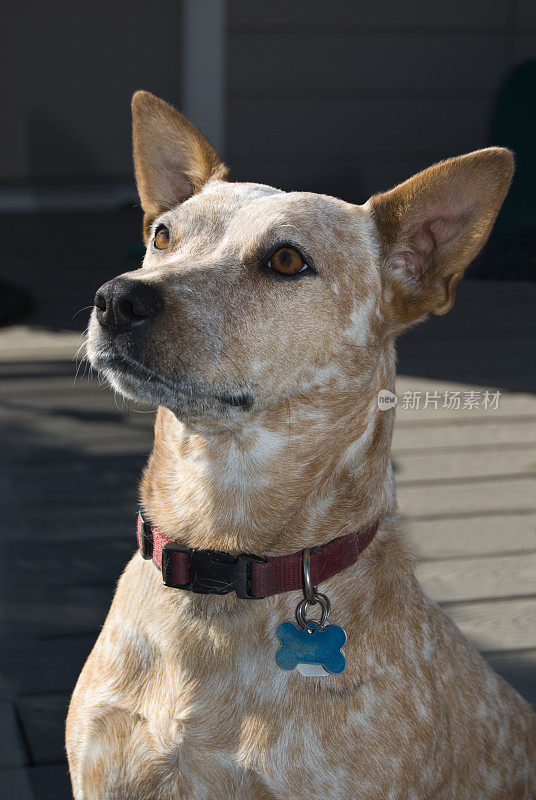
[161,543,265,599]
[139,516,154,560]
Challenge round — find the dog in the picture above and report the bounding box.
[66,90,536,799]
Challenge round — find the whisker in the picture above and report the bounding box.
[73,332,89,387]
[72,305,94,320]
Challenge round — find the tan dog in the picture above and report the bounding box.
[66,90,536,799]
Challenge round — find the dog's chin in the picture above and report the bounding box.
[89,347,254,417]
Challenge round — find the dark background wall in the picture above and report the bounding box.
[227,0,536,200]
[1,0,535,202]
[0,0,182,183]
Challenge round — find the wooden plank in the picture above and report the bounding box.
[0,361,74,378]
[1,469,142,512]
[16,693,69,766]
[0,326,82,362]
[0,768,34,800]
[398,476,536,517]
[0,384,143,414]
[0,423,152,459]
[0,586,112,638]
[27,764,72,800]
[0,701,27,767]
[0,636,95,697]
[393,419,536,451]
[0,381,116,407]
[4,366,83,386]
[0,406,153,434]
[0,484,138,512]
[394,445,536,483]
[417,553,536,603]
[485,649,536,708]
[405,513,536,559]
[442,597,536,652]
[1,538,133,587]
[3,436,151,458]
[3,452,144,474]
[1,460,141,507]
[0,405,153,434]
[0,506,133,543]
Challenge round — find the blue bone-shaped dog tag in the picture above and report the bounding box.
[276,621,347,674]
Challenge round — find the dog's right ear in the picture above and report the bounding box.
[132,91,228,242]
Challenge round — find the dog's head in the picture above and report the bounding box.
[87,91,513,422]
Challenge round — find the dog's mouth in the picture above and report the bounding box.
[90,347,254,413]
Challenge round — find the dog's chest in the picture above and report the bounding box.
[126,641,436,800]
[128,636,533,800]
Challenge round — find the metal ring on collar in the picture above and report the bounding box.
[302,547,317,602]
[295,592,331,631]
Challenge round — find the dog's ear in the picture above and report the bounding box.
[132,90,228,242]
[369,148,514,325]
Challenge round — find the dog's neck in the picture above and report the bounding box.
[140,349,397,556]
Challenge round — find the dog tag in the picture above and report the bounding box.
[276,621,347,675]
[296,662,330,677]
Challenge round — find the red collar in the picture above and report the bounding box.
[137,513,379,599]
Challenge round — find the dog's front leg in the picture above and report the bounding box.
[68,703,284,800]
[67,705,159,800]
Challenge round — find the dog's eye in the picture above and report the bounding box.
[154,225,170,250]
[268,247,308,275]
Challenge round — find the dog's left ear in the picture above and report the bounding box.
[132,90,228,242]
[370,147,514,325]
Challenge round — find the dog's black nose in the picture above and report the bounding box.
[94,278,162,334]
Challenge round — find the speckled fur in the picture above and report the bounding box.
[67,92,536,799]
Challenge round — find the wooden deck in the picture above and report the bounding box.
[0,268,534,798]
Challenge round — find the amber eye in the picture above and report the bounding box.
[268,247,308,275]
[154,224,170,250]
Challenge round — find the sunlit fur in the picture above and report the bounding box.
[67,92,536,799]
